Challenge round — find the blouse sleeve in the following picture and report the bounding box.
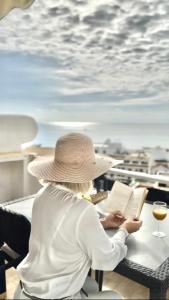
[76,204,128,271]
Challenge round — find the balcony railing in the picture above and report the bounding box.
[110,168,169,185]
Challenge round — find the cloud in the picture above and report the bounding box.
[0,0,169,120]
[48,6,70,17]
[68,0,87,5]
[83,5,116,28]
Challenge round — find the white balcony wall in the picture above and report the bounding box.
[0,115,37,153]
[23,154,41,197]
[0,154,41,203]
[0,115,40,202]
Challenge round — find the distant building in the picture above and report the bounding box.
[23,145,54,156]
[122,152,149,173]
[148,146,169,175]
[107,151,150,184]
[94,139,126,156]
[151,161,169,174]
[95,141,169,185]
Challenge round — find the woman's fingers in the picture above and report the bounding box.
[112,210,125,218]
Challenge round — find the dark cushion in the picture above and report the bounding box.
[147,188,169,206]
[0,207,31,255]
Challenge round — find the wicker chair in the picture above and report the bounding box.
[0,206,31,295]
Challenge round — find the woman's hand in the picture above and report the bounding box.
[100,210,126,230]
[120,218,142,234]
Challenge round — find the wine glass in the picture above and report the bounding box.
[152,201,167,238]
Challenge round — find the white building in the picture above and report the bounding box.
[148,146,169,175]
[106,151,150,184]
[95,140,169,184]
[95,139,126,156]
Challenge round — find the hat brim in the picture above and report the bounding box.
[28,154,123,183]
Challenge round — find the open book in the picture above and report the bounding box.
[96,181,148,218]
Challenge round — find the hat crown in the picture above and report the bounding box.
[28,132,121,183]
[54,133,95,164]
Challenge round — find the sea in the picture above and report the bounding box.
[32,122,169,150]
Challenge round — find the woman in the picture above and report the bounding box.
[14,132,142,299]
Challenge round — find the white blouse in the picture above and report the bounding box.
[17,184,128,299]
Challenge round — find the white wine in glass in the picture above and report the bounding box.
[152,201,167,238]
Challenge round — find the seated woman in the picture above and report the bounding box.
[14,132,142,299]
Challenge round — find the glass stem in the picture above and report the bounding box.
[157,221,159,233]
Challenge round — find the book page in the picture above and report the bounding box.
[107,181,132,214]
[124,188,148,218]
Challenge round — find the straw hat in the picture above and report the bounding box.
[28,133,122,183]
[0,0,35,20]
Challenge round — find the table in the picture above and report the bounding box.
[2,196,169,299]
[108,202,169,300]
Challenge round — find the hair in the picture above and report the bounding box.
[39,179,93,194]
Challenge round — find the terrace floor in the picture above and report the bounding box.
[1,267,165,299]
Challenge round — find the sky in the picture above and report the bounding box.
[0,0,169,125]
